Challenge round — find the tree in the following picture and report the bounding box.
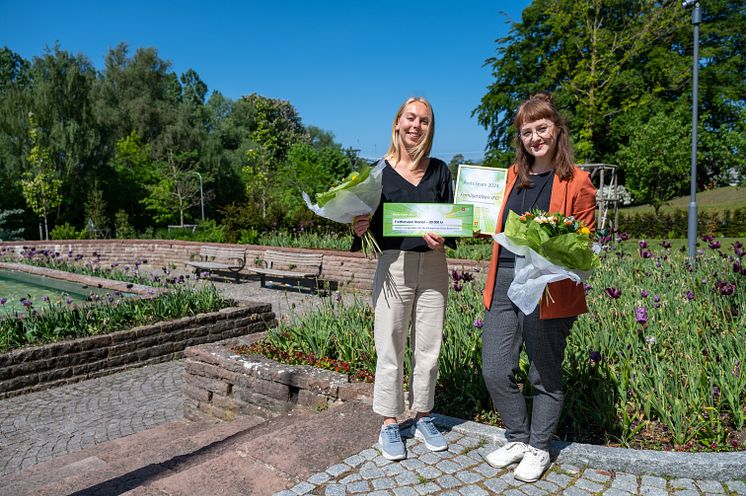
[141,150,203,226]
[614,104,691,213]
[474,0,745,183]
[21,113,62,239]
[0,209,24,241]
[83,180,109,238]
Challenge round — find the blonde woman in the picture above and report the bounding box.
[353,96,453,460]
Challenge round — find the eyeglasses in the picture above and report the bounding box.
[519,124,553,141]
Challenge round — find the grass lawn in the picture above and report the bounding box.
[619,186,745,214]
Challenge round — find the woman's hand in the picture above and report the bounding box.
[353,215,370,237]
[423,232,446,251]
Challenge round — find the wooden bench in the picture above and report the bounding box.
[185,246,246,282]
[248,250,323,290]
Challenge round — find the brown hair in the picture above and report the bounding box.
[385,96,435,168]
[513,92,574,188]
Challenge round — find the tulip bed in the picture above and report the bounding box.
[244,237,745,452]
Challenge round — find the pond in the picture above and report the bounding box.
[0,269,129,314]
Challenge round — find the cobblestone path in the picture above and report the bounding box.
[0,360,184,477]
[278,431,746,496]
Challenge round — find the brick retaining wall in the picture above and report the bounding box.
[0,304,276,399]
[1,240,485,290]
[182,336,373,422]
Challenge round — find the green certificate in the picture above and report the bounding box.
[454,164,508,234]
[382,203,474,237]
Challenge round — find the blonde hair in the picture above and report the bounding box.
[513,92,574,188]
[385,96,435,167]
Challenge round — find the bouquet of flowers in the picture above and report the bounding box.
[493,210,601,314]
[302,159,387,256]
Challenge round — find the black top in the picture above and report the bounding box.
[351,158,456,252]
[498,170,554,267]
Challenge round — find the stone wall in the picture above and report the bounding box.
[183,336,373,422]
[0,304,276,399]
[1,240,485,290]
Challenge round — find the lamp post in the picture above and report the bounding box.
[191,171,205,222]
[683,0,701,265]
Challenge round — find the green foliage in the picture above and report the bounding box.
[0,209,24,240]
[614,103,692,212]
[114,210,137,239]
[475,0,746,185]
[49,222,79,240]
[83,181,109,238]
[243,242,745,450]
[617,209,746,238]
[0,282,228,352]
[141,150,202,225]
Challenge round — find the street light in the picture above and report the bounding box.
[683,0,701,265]
[191,171,205,222]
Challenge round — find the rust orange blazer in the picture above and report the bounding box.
[482,164,597,319]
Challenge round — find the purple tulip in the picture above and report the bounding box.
[701,235,714,243]
[708,241,721,249]
[453,281,463,292]
[712,385,720,400]
[473,318,484,329]
[640,290,649,298]
[41,295,49,303]
[605,287,622,299]
[583,283,593,293]
[639,240,648,249]
[0,297,6,305]
[714,281,735,296]
[334,291,342,302]
[65,297,73,305]
[686,290,695,301]
[589,350,602,364]
[451,269,461,282]
[660,241,672,249]
[635,306,648,324]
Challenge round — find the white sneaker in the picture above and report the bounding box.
[513,446,551,482]
[484,441,528,468]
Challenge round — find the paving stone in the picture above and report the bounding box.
[484,478,510,494]
[547,472,574,488]
[368,492,391,496]
[610,474,638,493]
[519,483,549,495]
[441,492,461,496]
[534,480,560,493]
[457,436,483,449]
[360,465,385,479]
[308,472,332,485]
[575,478,605,493]
[413,482,440,495]
[347,480,371,494]
[290,481,315,494]
[561,465,582,475]
[436,459,462,474]
[454,454,479,468]
[393,487,419,496]
[444,431,463,442]
[726,480,746,495]
[474,462,499,478]
[602,489,632,496]
[383,463,405,476]
[324,484,345,496]
[449,444,467,455]
[436,474,462,489]
[359,448,378,460]
[583,470,612,483]
[419,452,441,465]
[416,465,443,480]
[503,490,527,496]
[640,487,668,496]
[641,476,667,489]
[695,480,725,494]
[456,471,485,484]
[373,455,393,467]
[410,443,429,455]
[276,491,296,496]
[372,478,395,490]
[327,463,350,477]
[670,479,696,490]
[344,454,366,467]
[563,487,592,496]
[401,458,426,471]
[340,473,362,484]
[673,490,700,496]
[396,470,421,486]
[459,485,489,496]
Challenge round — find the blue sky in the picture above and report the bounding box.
[0,1,529,163]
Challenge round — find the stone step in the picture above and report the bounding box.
[0,414,268,496]
[145,401,382,496]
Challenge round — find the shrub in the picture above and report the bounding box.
[49,222,79,240]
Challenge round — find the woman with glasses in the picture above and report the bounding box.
[480,92,597,482]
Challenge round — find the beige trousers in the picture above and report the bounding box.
[371,249,449,417]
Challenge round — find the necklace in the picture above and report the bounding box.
[520,171,553,213]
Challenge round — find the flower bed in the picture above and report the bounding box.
[236,237,745,452]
